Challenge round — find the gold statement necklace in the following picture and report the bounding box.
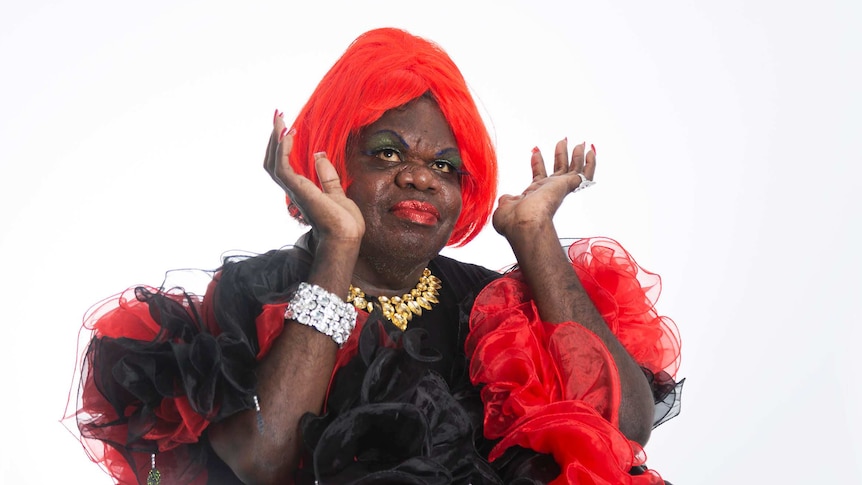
[346,268,441,331]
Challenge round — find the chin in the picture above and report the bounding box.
[364,227,450,263]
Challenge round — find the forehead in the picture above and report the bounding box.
[359,97,457,147]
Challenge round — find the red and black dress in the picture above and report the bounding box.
[68,238,683,484]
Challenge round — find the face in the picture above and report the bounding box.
[346,96,463,266]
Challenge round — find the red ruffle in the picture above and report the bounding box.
[568,238,681,378]
[257,303,291,359]
[93,288,210,452]
[72,287,210,484]
[466,238,677,484]
[71,237,678,484]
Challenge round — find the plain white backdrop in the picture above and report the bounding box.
[1,0,860,483]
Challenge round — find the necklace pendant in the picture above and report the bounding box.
[416,296,432,310]
[346,268,440,331]
[406,299,422,316]
[392,312,408,331]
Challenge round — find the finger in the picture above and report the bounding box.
[264,110,286,172]
[531,146,547,180]
[272,129,296,192]
[314,152,345,195]
[571,141,586,173]
[553,138,569,174]
[584,143,597,180]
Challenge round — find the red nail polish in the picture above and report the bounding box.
[278,111,284,119]
[591,143,597,155]
[531,146,540,154]
[279,127,288,141]
[273,109,279,124]
[287,127,296,136]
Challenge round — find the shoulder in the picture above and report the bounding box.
[430,254,502,296]
[215,247,313,301]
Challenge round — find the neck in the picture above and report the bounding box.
[350,254,430,296]
[304,230,432,295]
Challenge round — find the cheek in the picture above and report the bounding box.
[446,186,464,223]
[346,176,388,213]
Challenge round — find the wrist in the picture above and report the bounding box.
[285,282,357,346]
[297,231,360,301]
[503,219,557,249]
[309,230,361,258]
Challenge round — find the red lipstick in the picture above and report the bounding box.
[390,200,440,226]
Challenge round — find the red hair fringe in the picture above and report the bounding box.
[287,28,497,246]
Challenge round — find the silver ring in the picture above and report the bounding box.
[573,172,595,193]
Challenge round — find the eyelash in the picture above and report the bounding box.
[372,148,461,175]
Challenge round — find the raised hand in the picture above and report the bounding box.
[492,139,596,238]
[264,111,365,244]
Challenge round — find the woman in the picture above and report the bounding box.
[69,28,682,484]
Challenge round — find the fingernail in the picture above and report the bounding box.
[531,146,540,154]
[273,109,279,124]
[278,111,284,119]
[287,127,296,136]
[313,151,327,160]
[591,143,597,155]
[279,127,288,141]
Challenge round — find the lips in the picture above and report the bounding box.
[390,200,440,226]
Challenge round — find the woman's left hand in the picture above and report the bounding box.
[493,139,596,238]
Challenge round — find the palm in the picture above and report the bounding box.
[264,115,365,242]
[493,140,596,237]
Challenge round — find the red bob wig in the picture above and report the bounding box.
[287,28,497,247]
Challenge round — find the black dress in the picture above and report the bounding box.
[71,238,681,484]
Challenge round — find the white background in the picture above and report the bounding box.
[1,0,860,483]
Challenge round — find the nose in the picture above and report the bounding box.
[394,162,438,192]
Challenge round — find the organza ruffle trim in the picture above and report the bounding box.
[464,237,682,484]
[66,238,682,484]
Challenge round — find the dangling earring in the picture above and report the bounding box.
[253,394,264,434]
[147,453,161,485]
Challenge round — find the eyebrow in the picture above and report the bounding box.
[436,147,460,158]
[368,129,409,149]
[366,129,459,158]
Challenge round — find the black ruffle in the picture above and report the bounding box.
[76,247,682,484]
[92,287,258,431]
[297,317,502,484]
[76,285,261,484]
[643,368,685,428]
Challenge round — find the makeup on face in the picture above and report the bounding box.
[360,130,463,178]
[390,199,441,226]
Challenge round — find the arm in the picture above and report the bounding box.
[493,140,655,445]
[208,116,364,484]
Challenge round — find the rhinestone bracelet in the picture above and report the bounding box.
[285,282,357,346]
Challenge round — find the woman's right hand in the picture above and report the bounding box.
[210,113,365,484]
[264,111,365,245]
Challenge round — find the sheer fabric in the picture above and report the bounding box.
[66,239,682,484]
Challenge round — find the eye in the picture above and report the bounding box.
[375,148,401,162]
[432,160,456,173]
